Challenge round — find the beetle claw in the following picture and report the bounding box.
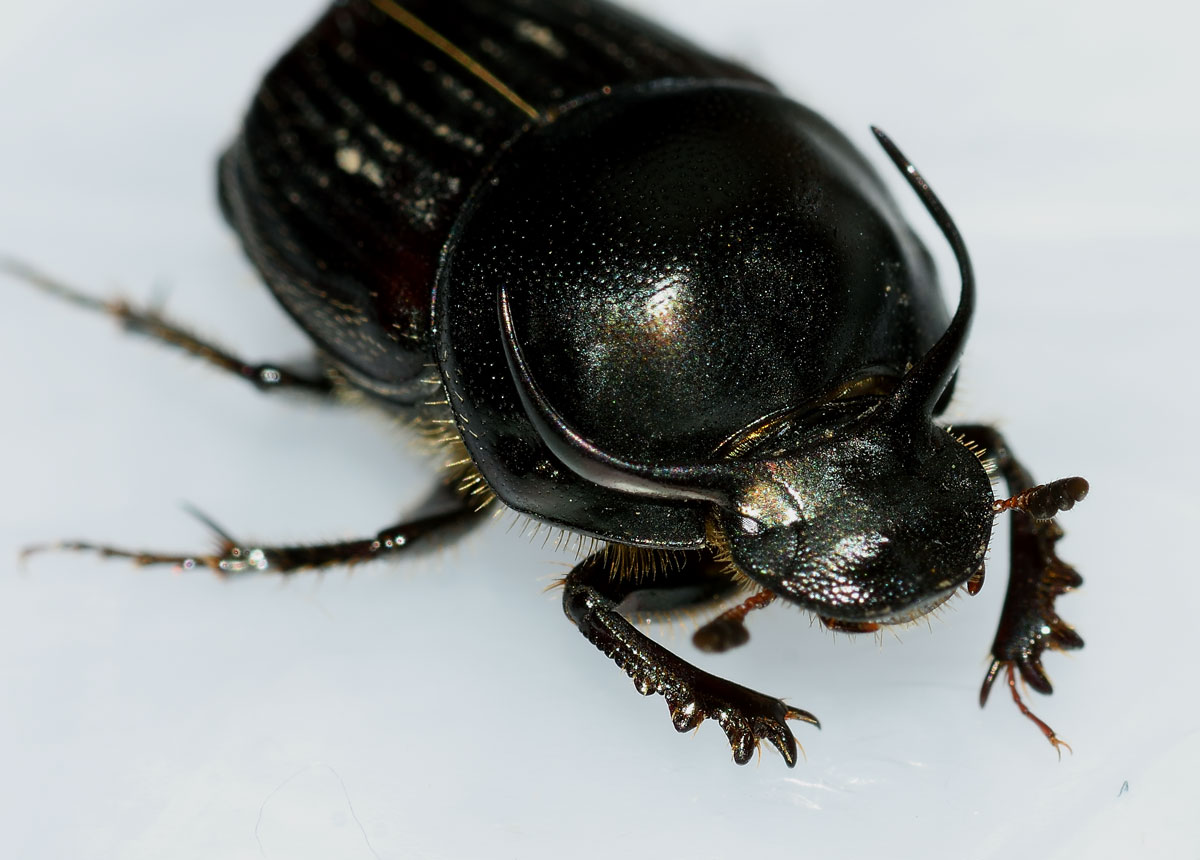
[668,696,704,733]
[784,706,822,729]
[720,714,757,766]
[676,693,805,768]
[758,717,801,767]
[984,661,1072,757]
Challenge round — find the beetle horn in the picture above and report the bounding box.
[498,286,730,505]
[872,127,975,419]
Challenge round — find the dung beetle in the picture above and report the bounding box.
[11,0,1088,766]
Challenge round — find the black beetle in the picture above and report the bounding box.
[11,0,1088,766]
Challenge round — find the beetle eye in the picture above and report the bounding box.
[740,517,762,536]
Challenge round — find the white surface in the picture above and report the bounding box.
[1,1,1197,858]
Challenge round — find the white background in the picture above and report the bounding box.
[1,1,1197,857]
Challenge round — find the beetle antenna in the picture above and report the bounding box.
[497,286,729,505]
[992,477,1089,520]
[871,127,974,419]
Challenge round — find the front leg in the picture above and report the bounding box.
[563,547,818,767]
[958,424,1087,754]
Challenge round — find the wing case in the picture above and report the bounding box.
[218,0,768,400]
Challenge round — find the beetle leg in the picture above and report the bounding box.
[692,589,777,653]
[3,259,334,395]
[563,548,818,767]
[955,424,1084,754]
[22,484,484,575]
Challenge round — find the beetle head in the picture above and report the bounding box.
[708,401,993,622]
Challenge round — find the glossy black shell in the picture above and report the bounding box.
[218,0,769,399]
[219,0,950,547]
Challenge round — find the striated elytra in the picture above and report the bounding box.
[17,0,1088,766]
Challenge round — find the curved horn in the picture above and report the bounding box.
[872,127,975,419]
[498,286,729,505]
